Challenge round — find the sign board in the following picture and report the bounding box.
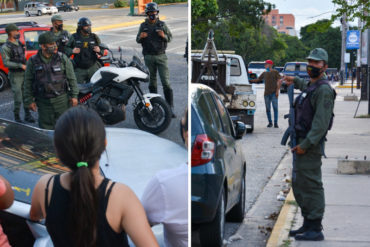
[345,53,350,63]
[346,30,360,50]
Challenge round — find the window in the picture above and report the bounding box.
[197,93,222,132]
[24,30,47,50]
[248,63,265,69]
[230,58,241,76]
[299,63,307,72]
[204,93,222,132]
[213,94,233,136]
[284,64,295,72]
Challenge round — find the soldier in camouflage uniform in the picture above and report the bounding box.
[23,32,79,130]
[1,24,35,123]
[136,2,176,118]
[49,15,71,54]
[283,48,336,241]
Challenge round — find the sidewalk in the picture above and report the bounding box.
[267,87,370,247]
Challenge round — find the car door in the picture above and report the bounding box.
[31,3,36,15]
[210,92,242,210]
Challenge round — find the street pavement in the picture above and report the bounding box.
[0,4,188,145]
[272,85,370,247]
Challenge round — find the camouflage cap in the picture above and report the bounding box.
[5,24,19,33]
[38,32,56,44]
[51,14,64,22]
[306,48,328,63]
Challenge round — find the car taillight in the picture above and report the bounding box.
[191,134,215,167]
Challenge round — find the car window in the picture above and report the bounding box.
[284,64,295,72]
[0,33,8,46]
[230,58,241,76]
[24,31,47,50]
[299,63,307,72]
[191,106,203,145]
[197,94,217,130]
[248,63,265,69]
[212,94,233,136]
[203,93,223,132]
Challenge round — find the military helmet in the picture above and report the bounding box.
[38,32,56,45]
[51,15,63,22]
[5,23,19,34]
[306,48,328,63]
[145,2,159,14]
[77,17,92,28]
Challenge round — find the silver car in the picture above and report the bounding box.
[24,2,58,17]
[0,119,187,246]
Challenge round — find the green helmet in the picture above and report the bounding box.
[306,48,328,63]
[51,15,63,22]
[38,32,56,45]
[5,23,19,34]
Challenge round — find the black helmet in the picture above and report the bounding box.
[145,2,159,14]
[77,17,92,28]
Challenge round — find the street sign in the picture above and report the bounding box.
[346,30,360,50]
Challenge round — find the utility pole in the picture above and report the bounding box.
[357,5,362,89]
[340,13,347,85]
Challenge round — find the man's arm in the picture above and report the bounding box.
[23,58,35,107]
[250,72,265,83]
[136,24,144,43]
[162,22,172,43]
[141,175,165,226]
[0,175,14,210]
[63,55,79,98]
[293,77,308,91]
[64,35,75,57]
[1,45,23,69]
[299,86,335,150]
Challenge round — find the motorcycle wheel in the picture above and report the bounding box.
[134,97,171,134]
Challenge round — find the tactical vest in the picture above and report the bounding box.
[31,51,68,98]
[51,29,69,54]
[141,20,167,55]
[6,40,26,72]
[294,79,336,139]
[72,32,98,69]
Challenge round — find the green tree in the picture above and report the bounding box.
[331,0,369,30]
[300,19,341,68]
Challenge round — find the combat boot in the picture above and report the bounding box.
[295,219,324,241]
[289,217,308,236]
[14,113,23,123]
[24,109,35,123]
[164,88,176,118]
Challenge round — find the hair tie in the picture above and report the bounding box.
[76,162,88,168]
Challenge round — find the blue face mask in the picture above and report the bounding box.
[266,68,270,72]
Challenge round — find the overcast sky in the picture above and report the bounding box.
[267,0,348,34]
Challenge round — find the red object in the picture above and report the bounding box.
[265,59,273,65]
[191,134,215,167]
[0,23,51,77]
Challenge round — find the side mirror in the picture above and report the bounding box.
[234,121,246,139]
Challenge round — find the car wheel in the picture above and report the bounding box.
[37,10,42,16]
[199,187,225,247]
[0,71,9,92]
[227,171,246,222]
[25,11,30,17]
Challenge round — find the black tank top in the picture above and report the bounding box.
[45,175,129,247]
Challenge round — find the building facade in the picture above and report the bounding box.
[264,9,296,36]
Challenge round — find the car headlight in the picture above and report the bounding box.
[249,101,255,107]
[242,101,248,107]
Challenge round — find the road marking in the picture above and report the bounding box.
[93,15,167,32]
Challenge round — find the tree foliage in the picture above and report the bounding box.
[331,0,370,30]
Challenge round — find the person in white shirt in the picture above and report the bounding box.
[141,109,188,247]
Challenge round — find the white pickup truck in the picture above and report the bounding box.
[191,51,257,133]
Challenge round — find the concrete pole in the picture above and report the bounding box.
[357,6,362,89]
[340,13,347,85]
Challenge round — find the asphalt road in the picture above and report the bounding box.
[0,4,188,145]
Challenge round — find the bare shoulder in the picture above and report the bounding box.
[35,174,54,190]
[109,182,138,205]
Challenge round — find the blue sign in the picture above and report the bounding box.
[346,30,360,50]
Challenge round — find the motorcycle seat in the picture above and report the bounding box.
[78,83,94,94]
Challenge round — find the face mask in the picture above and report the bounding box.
[82,27,91,34]
[56,24,63,31]
[46,45,57,54]
[266,67,270,72]
[307,65,323,78]
[14,34,20,39]
[148,14,157,21]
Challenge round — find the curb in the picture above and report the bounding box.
[336,85,361,89]
[266,190,297,247]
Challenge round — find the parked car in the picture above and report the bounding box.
[55,1,79,12]
[24,2,58,17]
[0,22,50,91]
[247,61,265,80]
[191,83,246,246]
[0,118,187,246]
[280,62,309,93]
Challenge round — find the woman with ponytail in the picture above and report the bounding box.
[30,106,158,247]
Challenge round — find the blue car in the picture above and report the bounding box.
[281,62,309,93]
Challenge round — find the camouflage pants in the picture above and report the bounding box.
[144,54,171,92]
[9,71,26,114]
[35,94,70,130]
[74,62,100,84]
